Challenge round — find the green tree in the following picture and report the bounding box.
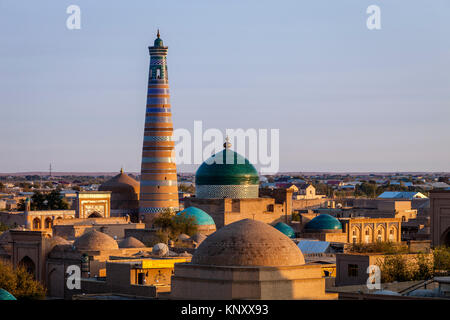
[433,246,450,274]
[46,190,69,210]
[0,223,12,232]
[18,182,32,192]
[172,212,198,236]
[178,183,195,194]
[378,254,412,283]
[413,253,433,280]
[357,182,378,198]
[25,191,69,211]
[153,209,198,241]
[30,191,46,210]
[0,260,46,299]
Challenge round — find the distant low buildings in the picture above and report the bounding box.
[378,191,428,200]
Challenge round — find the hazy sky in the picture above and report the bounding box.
[0,0,449,173]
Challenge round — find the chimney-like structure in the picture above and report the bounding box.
[139,30,179,224]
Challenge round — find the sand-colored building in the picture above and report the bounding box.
[170,219,337,300]
[296,213,402,244]
[0,191,112,232]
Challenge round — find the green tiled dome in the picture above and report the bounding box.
[305,214,342,231]
[195,149,259,186]
[153,29,164,47]
[0,288,17,300]
[274,222,295,238]
[177,207,215,226]
[154,37,163,47]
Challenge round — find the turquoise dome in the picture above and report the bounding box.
[195,148,259,186]
[154,37,163,47]
[153,29,164,47]
[305,214,342,231]
[0,288,16,300]
[274,222,295,238]
[177,207,215,226]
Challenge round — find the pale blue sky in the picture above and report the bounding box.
[0,0,449,173]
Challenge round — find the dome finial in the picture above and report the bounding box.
[157,29,160,38]
[223,136,231,149]
[120,167,124,174]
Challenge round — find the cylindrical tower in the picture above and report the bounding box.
[139,30,179,224]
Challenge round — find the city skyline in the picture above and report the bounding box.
[1,1,449,173]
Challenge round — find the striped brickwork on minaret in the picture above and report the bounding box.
[139,30,179,221]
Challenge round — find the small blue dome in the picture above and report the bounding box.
[273,222,295,238]
[0,288,16,300]
[177,207,215,226]
[305,214,342,231]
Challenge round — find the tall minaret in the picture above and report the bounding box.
[139,30,179,224]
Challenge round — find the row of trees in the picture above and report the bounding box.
[17,190,69,211]
[379,253,434,282]
[350,242,450,282]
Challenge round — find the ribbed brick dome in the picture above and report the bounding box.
[191,219,305,267]
[99,169,139,195]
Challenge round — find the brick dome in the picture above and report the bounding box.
[191,219,305,267]
[73,230,119,251]
[118,236,146,248]
[99,169,140,195]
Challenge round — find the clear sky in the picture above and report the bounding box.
[0,0,449,173]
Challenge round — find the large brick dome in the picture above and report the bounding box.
[73,230,119,251]
[191,219,305,267]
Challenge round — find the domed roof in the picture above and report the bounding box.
[190,233,207,245]
[73,230,119,251]
[195,147,259,186]
[153,29,164,47]
[0,289,16,300]
[177,207,215,226]
[152,243,169,257]
[99,169,139,194]
[305,214,342,231]
[273,222,295,238]
[49,236,70,247]
[178,233,191,241]
[192,219,305,267]
[118,237,146,248]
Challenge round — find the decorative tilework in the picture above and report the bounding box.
[139,34,179,216]
[196,184,259,199]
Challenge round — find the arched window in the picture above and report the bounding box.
[377,229,383,242]
[32,218,41,230]
[156,68,161,79]
[389,228,396,241]
[19,256,36,279]
[364,228,371,243]
[45,218,52,229]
